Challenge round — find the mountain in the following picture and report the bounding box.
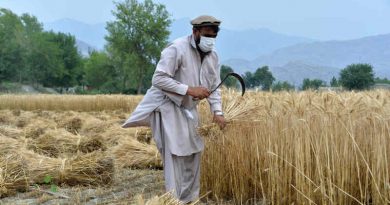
[75,40,96,56]
[43,18,390,85]
[170,18,314,61]
[44,18,313,61]
[223,34,390,85]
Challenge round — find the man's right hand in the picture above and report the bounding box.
[186,86,210,100]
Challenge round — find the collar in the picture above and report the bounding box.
[190,35,197,49]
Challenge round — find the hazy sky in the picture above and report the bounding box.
[1,0,390,40]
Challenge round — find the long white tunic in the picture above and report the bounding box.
[122,35,222,156]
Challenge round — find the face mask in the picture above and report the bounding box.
[198,36,216,52]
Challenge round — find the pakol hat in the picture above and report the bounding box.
[190,15,221,27]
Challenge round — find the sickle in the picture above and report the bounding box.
[211,72,246,96]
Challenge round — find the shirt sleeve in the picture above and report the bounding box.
[207,62,223,114]
[152,45,189,106]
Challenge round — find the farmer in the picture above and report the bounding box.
[122,15,225,203]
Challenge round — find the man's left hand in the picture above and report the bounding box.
[213,114,226,130]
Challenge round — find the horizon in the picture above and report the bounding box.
[1,0,390,40]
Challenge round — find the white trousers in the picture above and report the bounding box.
[151,111,201,203]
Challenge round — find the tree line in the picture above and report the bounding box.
[0,8,82,89]
[222,63,380,91]
[0,0,170,94]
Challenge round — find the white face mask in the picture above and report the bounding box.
[198,36,216,52]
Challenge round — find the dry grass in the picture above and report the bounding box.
[110,137,162,169]
[0,154,29,197]
[21,150,114,186]
[201,90,390,204]
[27,129,106,157]
[1,91,390,204]
[0,94,143,111]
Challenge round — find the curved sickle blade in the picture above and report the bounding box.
[211,72,246,96]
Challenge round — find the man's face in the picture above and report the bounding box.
[193,26,218,44]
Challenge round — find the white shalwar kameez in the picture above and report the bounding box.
[122,35,222,203]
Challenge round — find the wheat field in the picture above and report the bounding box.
[1,91,390,204]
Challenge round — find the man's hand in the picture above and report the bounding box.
[213,114,226,130]
[186,86,210,100]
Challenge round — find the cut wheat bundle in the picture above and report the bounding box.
[0,136,27,155]
[223,96,262,122]
[0,125,23,139]
[27,129,106,157]
[136,192,189,205]
[198,96,262,136]
[21,150,114,186]
[135,191,206,205]
[110,137,162,169]
[136,127,153,144]
[0,154,29,198]
[57,117,83,134]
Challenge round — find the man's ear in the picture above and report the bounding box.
[192,28,198,35]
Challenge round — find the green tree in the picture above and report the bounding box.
[0,8,24,82]
[302,78,325,90]
[242,71,254,88]
[25,31,64,87]
[330,76,339,87]
[220,65,237,88]
[242,66,275,90]
[52,32,82,88]
[374,77,390,84]
[339,64,374,90]
[20,13,44,83]
[84,51,116,92]
[105,0,171,94]
[272,81,295,92]
[253,66,275,90]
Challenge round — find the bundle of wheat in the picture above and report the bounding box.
[82,118,113,135]
[23,119,57,139]
[198,96,262,136]
[135,192,187,205]
[0,154,29,198]
[222,96,262,122]
[78,135,107,153]
[110,137,162,169]
[0,110,14,125]
[136,127,153,144]
[28,129,106,157]
[21,150,114,186]
[0,136,27,155]
[0,125,23,139]
[58,117,82,134]
[100,127,138,147]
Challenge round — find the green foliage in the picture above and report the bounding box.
[220,65,237,88]
[374,77,390,84]
[339,64,375,90]
[105,0,171,94]
[272,81,295,92]
[84,51,117,92]
[43,175,58,192]
[302,78,325,90]
[0,8,82,89]
[0,8,25,81]
[242,66,275,90]
[330,76,339,87]
[43,175,52,184]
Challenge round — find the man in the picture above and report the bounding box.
[122,15,225,203]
